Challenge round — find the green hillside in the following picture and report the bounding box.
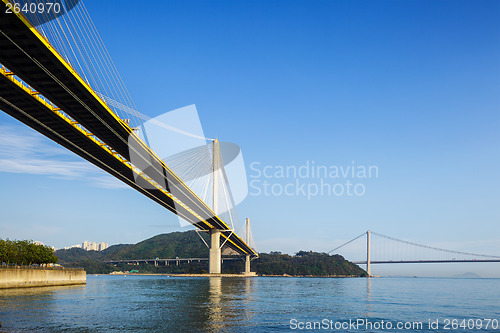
[56,231,209,263]
[56,231,367,276]
[107,231,210,260]
[253,251,367,276]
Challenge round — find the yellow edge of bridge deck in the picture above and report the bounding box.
[0,66,253,257]
[1,0,257,256]
[2,0,221,225]
[0,66,209,224]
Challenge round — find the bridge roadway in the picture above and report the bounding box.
[352,259,500,264]
[104,257,241,265]
[0,5,256,257]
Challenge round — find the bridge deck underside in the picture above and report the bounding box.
[0,10,256,257]
[0,72,192,223]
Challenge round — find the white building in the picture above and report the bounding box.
[81,241,109,252]
[34,241,57,251]
[98,242,108,251]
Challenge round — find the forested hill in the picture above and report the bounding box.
[254,251,367,277]
[55,231,209,263]
[55,231,367,277]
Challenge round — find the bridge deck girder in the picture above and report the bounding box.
[0,7,257,257]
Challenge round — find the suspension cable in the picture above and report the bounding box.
[327,232,366,254]
[371,231,500,259]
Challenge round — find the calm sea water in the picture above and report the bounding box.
[0,275,499,332]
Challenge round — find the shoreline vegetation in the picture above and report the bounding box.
[55,231,368,277]
[0,239,58,266]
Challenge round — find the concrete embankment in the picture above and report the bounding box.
[0,267,86,289]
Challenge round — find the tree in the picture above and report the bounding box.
[0,239,58,265]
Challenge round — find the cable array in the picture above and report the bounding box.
[18,0,144,132]
[3,0,255,252]
[327,232,366,254]
[164,140,250,246]
[330,231,500,262]
[370,231,500,261]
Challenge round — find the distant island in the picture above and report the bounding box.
[55,231,367,277]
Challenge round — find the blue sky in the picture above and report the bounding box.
[0,0,499,277]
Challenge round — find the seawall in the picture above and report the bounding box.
[0,267,86,289]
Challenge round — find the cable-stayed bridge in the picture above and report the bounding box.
[329,231,500,276]
[0,0,257,274]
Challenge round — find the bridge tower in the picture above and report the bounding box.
[209,139,222,274]
[366,230,371,277]
[245,218,251,274]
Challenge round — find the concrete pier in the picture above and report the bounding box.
[0,267,86,289]
[245,255,251,274]
[209,229,221,274]
[209,140,222,274]
[243,218,256,276]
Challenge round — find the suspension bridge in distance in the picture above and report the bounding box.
[0,1,257,274]
[330,231,500,276]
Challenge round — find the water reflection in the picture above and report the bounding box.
[0,276,259,332]
[203,277,257,332]
[0,277,374,332]
[0,284,86,331]
[1,276,496,332]
[243,277,253,305]
[206,277,223,331]
[365,277,373,316]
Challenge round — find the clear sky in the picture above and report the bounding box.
[0,0,499,277]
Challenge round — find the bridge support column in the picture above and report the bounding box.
[366,230,371,277]
[245,255,251,274]
[243,218,255,276]
[209,229,221,274]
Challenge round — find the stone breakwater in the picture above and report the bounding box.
[0,267,86,288]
